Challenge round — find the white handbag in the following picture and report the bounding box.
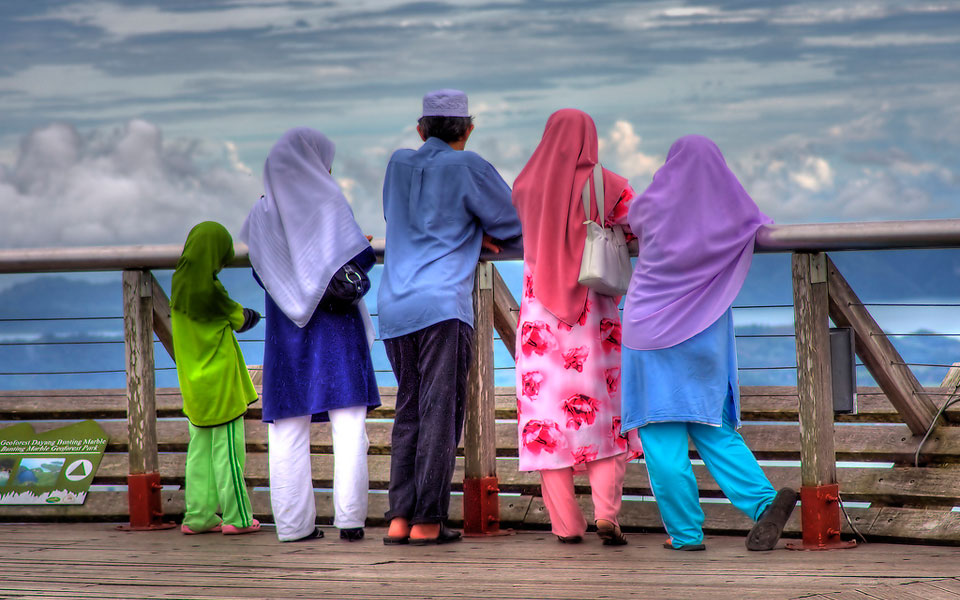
[577,164,632,296]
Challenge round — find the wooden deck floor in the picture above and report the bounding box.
[0,524,959,600]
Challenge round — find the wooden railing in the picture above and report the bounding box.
[3,219,960,545]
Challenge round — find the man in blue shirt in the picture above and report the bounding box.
[379,89,522,545]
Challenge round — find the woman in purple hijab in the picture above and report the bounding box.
[620,135,797,551]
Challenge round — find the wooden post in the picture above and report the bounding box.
[793,253,836,488]
[463,261,501,535]
[150,273,175,362]
[120,270,172,530]
[491,264,519,360]
[825,255,936,436]
[790,253,854,549]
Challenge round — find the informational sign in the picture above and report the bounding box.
[0,420,107,505]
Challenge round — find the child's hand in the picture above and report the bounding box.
[238,308,262,333]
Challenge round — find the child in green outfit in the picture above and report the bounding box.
[171,221,262,535]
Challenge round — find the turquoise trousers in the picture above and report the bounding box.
[184,417,254,531]
[638,415,777,547]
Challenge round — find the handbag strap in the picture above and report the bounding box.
[581,163,606,226]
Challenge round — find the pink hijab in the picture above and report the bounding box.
[622,135,773,350]
[512,109,630,326]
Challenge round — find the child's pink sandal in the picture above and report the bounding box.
[181,522,222,535]
[222,518,260,535]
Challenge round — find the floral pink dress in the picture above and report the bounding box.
[515,187,642,472]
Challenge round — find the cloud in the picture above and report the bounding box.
[599,120,660,182]
[731,115,954,224]
[22,0,334,39]
[836,169,934,218]
[789,156,834,192]
[802,33,960,48]
[0,119,261,248]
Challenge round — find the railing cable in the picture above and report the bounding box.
[0,316,121,322]
[914,395,960,468]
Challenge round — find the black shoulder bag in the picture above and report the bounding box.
[319,261,371,313]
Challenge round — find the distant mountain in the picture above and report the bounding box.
[737,249,960,306]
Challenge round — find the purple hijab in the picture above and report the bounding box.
[622,135,773,350]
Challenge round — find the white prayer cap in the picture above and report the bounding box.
[421,89,469,118]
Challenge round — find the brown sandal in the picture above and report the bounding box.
[596,520,628,546]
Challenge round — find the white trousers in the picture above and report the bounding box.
[267,406,370,541]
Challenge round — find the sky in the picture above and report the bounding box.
[1,0,959,248]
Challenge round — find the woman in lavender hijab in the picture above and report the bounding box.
[240,127,380,543]
[620,135,797,552]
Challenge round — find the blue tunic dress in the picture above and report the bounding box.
[620,309,739,432]
[257,247,380,423]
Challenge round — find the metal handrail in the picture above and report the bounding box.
[2,219,960,273]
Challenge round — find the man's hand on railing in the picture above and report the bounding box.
[481,234,502,254]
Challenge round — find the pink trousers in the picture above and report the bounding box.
[539,453,627,538]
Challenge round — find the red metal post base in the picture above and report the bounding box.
[786,484,857,551]
[463,476,510,536]
[116,472,176,531]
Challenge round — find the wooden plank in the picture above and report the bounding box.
[247,364,262,387]
[7,419,960,463]
[857,506,960,544]
[851,584,946,600]
[941,363,960,390]
[491,262,518,360]
[0,389,186,420]
[897,580,960,600]
[924,580,960,597]
[7,385,960,424]
[465,262,497,480]
[3,522,960,600]
[149,272,174,362]
[89,451,960,507]
[742,388,960,425]
[826,254,937,435]
[0,526,950,600]
[121,270,158,475]
[792,252,837,487]
[0,490,534,526]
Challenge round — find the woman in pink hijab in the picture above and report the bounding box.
[620,135,796,552]
[512,109,641,546]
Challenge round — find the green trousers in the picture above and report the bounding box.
[183,417,254,531]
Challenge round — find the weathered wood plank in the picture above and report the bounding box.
[0,490,533,526]
[896,580,960,600]
[7,385,960,423]
[5,521,960,600]
[925,580,960,597]
[6,419,960,464]
[465,261,497,479]
[11,490,960,547]
[121,270,158,475]
[90,451,960,506]
[846,584,941,600]
[827,255,937,435]
[150,272,174,362]
[491,262,519,360]
[792,252,837,487]
[941,363,960,390]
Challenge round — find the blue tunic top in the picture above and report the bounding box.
[257,247,380,423]
[620,309,740,432]
[377,137,522,340]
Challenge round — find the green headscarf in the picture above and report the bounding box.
[171,221,241,322]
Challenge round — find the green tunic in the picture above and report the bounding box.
[171,222,258,427]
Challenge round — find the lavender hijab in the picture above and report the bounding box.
[622,135,773,350]
[239,127,371,328]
